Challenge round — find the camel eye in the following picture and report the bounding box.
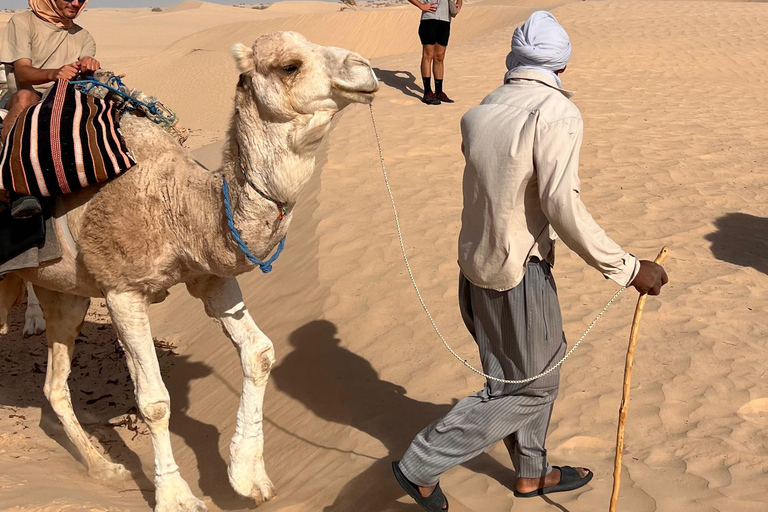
[282,64,299,74]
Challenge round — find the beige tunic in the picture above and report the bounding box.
[0,11,96,95]
[458,69,639,291]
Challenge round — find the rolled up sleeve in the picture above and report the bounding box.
[79,31,96,59]
[534,115,639,286]
[0,16,32,65]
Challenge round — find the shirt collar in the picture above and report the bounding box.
[503,68,574,99]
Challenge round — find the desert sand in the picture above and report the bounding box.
[1,0,768,510]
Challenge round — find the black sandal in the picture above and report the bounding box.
[513,466,593,498]
[392,461,449,511]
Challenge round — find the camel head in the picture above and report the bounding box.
[232,32,379,123]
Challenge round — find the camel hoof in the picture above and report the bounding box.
[229,471,276,505]
[155,496,207,512]
[155,472,207,512]
[22,313,46,337]
[88,459,132,482]
[0,323,8,335]
[250,480,277,505]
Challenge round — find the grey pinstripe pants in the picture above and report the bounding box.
[399,260,567,485]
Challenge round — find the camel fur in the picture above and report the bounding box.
[0,31,378,511]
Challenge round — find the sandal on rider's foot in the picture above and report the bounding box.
[513,466,594,498]
[392,461,449,511]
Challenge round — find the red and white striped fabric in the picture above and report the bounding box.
[0,79,135,197]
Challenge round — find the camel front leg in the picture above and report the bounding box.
[105,290,206,512]
[187,276,276,505]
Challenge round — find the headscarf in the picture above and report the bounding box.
[29,0,89,30]
[504,11,571,88]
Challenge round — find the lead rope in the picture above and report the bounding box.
[368,104,627,384]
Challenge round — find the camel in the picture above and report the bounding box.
[0,31,378,511]
[0,277,47,337]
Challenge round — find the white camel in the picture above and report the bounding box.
[0,32,378,511]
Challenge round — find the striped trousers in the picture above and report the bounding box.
[399,260,567,485]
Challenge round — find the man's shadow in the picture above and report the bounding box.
[373,68,423,100]
[706,213,768,275]
[272,320,515,511]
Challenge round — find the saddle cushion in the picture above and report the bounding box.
[0,79,135,197]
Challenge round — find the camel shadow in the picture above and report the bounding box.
[271,320,515,511]
[706,213,768,275]
[0,300,252,511]
[373,68,423,100]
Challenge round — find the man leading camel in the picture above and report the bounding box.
[392,11,668,511]
[0,0,99,218]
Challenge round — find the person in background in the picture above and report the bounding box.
[408,0,461,105]
[0,0,99,218]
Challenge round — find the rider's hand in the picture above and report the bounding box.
[50,63,80,81]
[629,260,668,296]
[421,2,438,12]
[78,57,101,74]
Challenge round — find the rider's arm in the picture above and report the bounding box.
[12,59,57,85]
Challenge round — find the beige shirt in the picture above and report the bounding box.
[0,11,96,95]
[458,69,639,291]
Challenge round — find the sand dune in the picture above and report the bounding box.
[2,0,768,511]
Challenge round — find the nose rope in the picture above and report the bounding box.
[368,103,627,385]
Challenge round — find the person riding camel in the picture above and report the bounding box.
[0,0,99,219]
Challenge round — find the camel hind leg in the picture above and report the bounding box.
[34,286,131,481]
[0,274,25,335]
[23,281,46,337]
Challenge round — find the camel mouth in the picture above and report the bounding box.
[332,84,378,104]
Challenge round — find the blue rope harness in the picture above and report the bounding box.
[70,77,159,114]
[222,178,286,274]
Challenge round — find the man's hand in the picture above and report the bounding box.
[49,63,80,81]
[421,2,438,12]
[630,260,668,296]
[78,57,101,74]
[456,0,463,14]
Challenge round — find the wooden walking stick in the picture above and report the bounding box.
[609,246,669,512]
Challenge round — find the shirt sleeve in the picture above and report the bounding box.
[0,15,33,65]
[534,115,640,286]
[79,31,96,59]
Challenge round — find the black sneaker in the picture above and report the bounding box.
[437,92,454,103]
[11,195,42,219]
[422,92,441,105]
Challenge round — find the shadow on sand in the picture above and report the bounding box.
[272,320,523,511]
[0,302,256,511]
[373,68,424,100]
[706,212,768,275]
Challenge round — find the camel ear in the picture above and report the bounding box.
[232,43,255,73]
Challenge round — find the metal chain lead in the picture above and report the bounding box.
[369,104,627,384]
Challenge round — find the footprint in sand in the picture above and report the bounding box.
[554,435,614,458]
[737,398,768,422]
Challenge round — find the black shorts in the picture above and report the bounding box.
[418,19,451,47]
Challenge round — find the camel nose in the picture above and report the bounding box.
[345,52,370,68]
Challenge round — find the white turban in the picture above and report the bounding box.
[504,11,571,88]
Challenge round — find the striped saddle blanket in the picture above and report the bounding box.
[0,79,135,197]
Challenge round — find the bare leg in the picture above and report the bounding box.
[1,89,41,142]
[23,281,46,337]
[421,44,435,83]
[34,286,131,480]
[105,290,205,512]
[0,274,24,335]
[433,44,446,80]
[187,276,276,505]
